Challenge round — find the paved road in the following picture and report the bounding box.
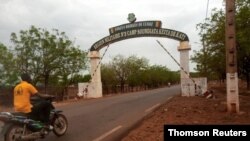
[42,85,180,141]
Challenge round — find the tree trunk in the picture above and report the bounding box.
[247,74,250,90]
[120,81,124,93]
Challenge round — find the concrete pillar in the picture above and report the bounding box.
[88,51,103,98]
[178,41,191,96]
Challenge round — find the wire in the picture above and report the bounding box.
[156,40,202,95]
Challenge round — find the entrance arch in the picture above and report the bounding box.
[88,20,191,98]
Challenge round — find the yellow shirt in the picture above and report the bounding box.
[14,81,38,113]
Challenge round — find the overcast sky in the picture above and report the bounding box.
[0,0,224,72]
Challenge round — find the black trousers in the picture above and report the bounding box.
[28,99,51,124]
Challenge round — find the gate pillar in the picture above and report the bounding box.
[178,41,192,96]
[88,51,103,98]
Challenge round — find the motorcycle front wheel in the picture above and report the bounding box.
[52,114,68,137]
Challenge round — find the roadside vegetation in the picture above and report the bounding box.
[0,26,179,106]
[101,55,179,95]
[191,0,250,89]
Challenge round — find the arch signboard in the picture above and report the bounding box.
[90,20,189,51]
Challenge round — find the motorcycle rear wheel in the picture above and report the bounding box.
[5,125,34,141]
[52,114,68,136]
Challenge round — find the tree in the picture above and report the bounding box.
[192,9,226,81]
[236,0,250,89]
[111,54,149,92]
[0,43,18,86]
[192,0,250,88]
[101,63,118,94]
[141,65,178,88]
[10,25,88,92]
[126,55,149,89]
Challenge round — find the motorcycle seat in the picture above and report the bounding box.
[11,112,28,117]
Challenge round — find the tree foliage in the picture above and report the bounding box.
[10,25,88,91]
[0,43,18,85]
[110,55,149,92]
[192,0,250,88]
[236,0,250,88]
[192,9,226,80]
[101,63,118,93]
[101,54,179,93]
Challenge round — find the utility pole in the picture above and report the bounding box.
[225,0,239,113]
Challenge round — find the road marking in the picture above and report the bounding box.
[145,103,160,113]
[93,125,122,141]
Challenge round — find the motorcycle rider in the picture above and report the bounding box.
[13,73,53,130]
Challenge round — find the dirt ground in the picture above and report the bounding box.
[121,83,250,141]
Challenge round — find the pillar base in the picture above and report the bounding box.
[226,73,239,113]
[181,78,207,96]
[87,82,103,98]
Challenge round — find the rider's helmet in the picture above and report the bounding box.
[21,73,32,83]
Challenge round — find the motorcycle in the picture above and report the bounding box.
[0,95,68,141]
